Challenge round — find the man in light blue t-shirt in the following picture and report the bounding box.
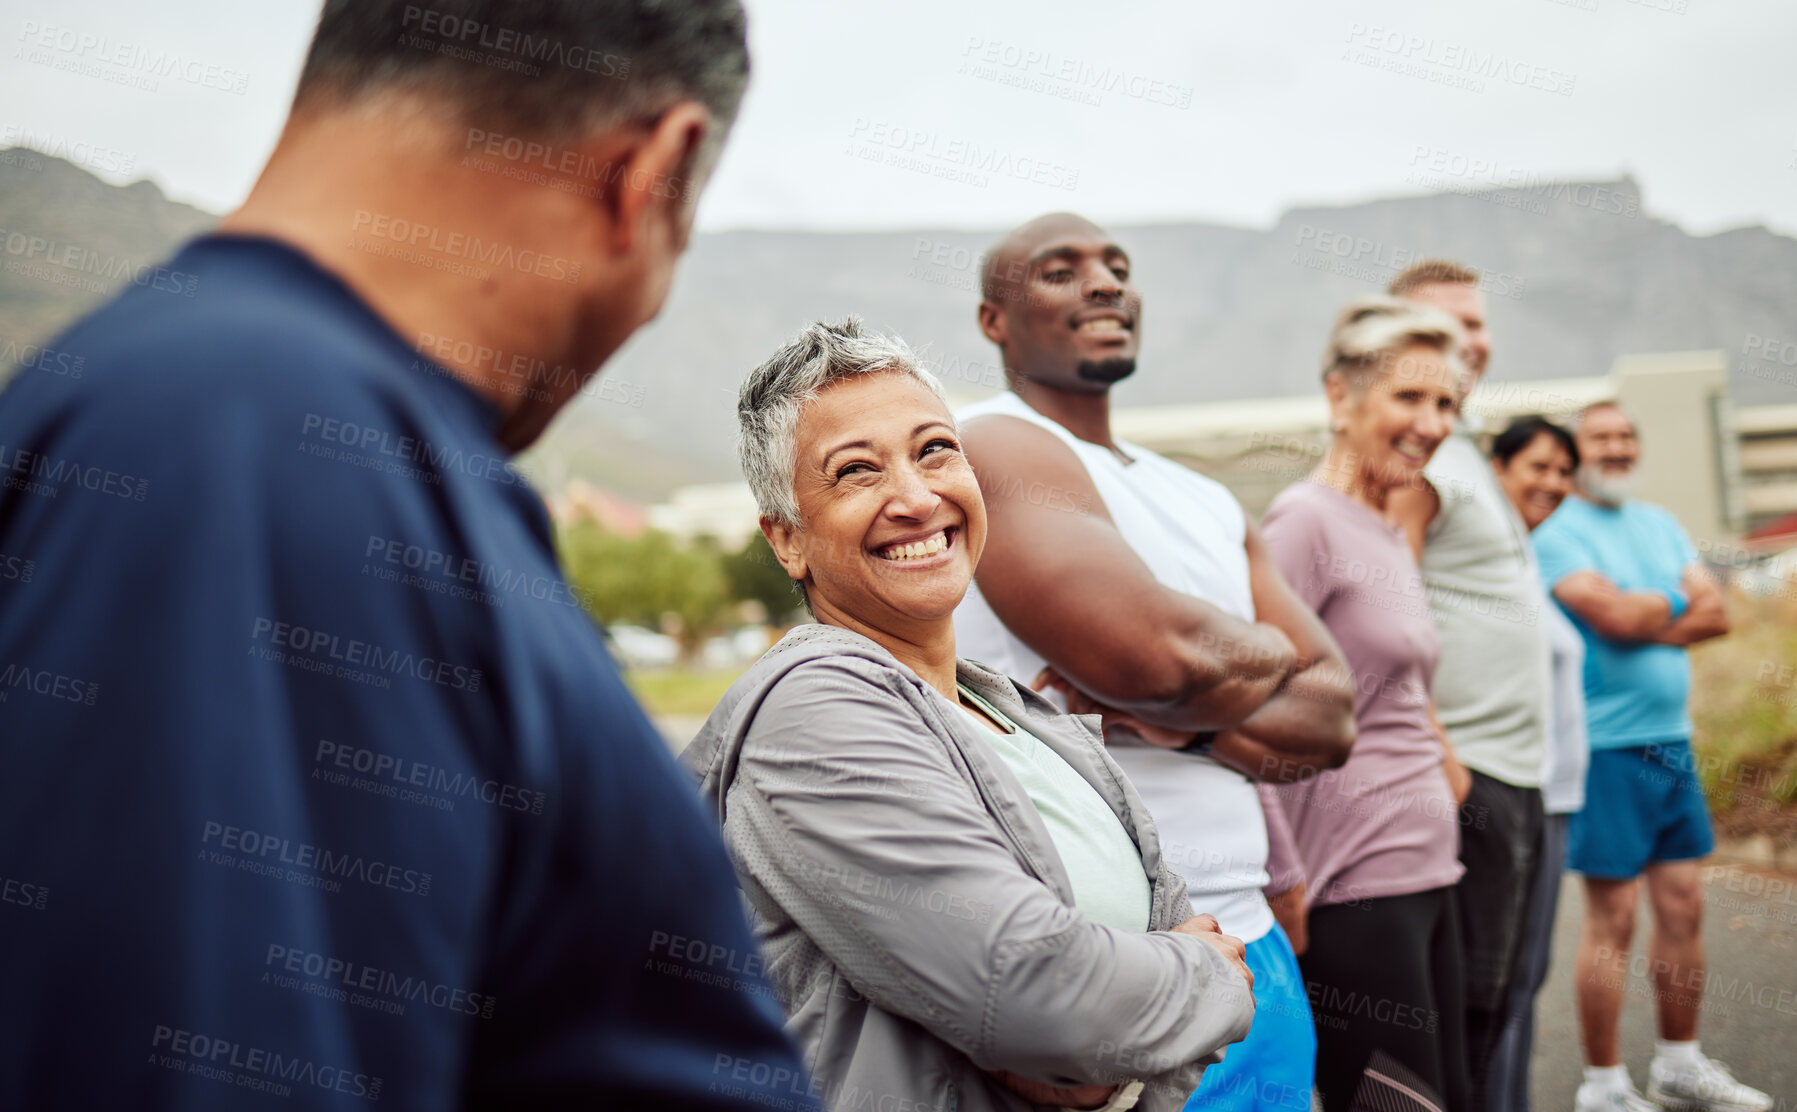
[1533,403,1768,1112]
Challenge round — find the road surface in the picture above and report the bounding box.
[1530,858,1796,1109]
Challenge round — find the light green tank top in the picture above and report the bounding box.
[954,684,1152,933]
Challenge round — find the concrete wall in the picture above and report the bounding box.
[1611,351,1738,545]
[1116,349,1797,550]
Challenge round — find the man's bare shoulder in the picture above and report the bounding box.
[959,412,1069,467]
[959,413,1101,498]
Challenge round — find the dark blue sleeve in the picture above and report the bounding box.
[465,664,822,1108]
[0,305,813,1109]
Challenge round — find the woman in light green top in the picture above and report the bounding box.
[952,685,1152,933]
[684,318,1257,1112]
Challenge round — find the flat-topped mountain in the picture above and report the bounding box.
[4,148,1792,501]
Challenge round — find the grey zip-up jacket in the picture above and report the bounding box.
[681,624,1256,1112]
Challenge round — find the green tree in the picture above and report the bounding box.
[556,523,731,662]
[722,533,805,625]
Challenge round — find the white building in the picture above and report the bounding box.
[646,482,762,548]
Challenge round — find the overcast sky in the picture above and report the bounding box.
[5,0,1794,236]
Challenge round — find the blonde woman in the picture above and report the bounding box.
[1260,298,1472,1112]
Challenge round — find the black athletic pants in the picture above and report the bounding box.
[1302,887,1471,1112]
[1454,771,1546,1112]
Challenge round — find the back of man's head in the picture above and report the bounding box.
[1387,259,1490,386]
[258,0,751,449]
[1387,260,1478,300]
[296,0,749,184]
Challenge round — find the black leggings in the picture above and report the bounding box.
[1302,887,1471,1112]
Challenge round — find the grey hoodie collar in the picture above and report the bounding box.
[681,623,1041,819]
[681,622,1179,906]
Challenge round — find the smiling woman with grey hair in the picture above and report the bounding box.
[682,318,1258,1112]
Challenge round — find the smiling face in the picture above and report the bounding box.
[1574,403,1641,506]
[762,372,988,637]
[1326,342,1461,495]
[979,215,1141,394]
[1494,431,1576,530]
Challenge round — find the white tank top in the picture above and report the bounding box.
[952,391,1274,941]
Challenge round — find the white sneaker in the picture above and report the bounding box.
[1575,1079,1661,1112]
[1646,1055,1774,1112]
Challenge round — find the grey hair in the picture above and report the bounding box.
[1322,295,1467,387]
[1573,400,1639,437]
[295,0,750,192]
[738,317,945,529]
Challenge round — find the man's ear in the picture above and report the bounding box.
[760,517,808,583]
[977,300,1007,347]
[583,101,711,254]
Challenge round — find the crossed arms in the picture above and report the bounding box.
[961,415,1356,782]
[731,659,1256,1097]
[1552,564,1729,647]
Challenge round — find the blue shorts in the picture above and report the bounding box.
[1568,741,1714,880]
[1183,922,1316,1112]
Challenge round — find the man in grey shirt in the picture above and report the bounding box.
[1386,260,1552,1112]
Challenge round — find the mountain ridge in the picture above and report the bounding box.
[4,148,1792,502]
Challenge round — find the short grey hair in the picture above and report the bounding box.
[1573,400,1639,437]
[295,0,750,190]
[738,318,945,529]
[1322,295,1467,387]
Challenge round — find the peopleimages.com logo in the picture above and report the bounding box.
[250,618,483,692]
[200,821,433,897]
[15,21,250,95]
[0,227,197,297]
[149,1026,380,1101]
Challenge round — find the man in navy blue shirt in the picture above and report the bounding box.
[0,3,819,1109]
